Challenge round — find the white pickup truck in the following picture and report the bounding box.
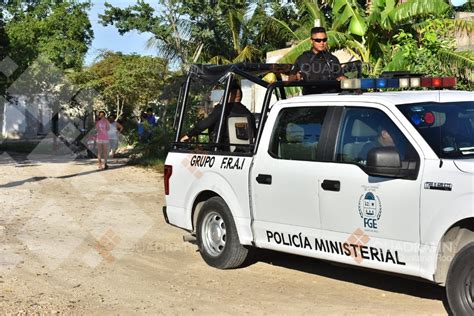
[163,64,474,314]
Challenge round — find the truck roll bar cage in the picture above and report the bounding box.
[173,62,358,152]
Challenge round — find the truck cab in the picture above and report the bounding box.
[163,64,474,315]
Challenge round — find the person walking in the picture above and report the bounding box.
[96,110,110,170]
[108,114,123,159]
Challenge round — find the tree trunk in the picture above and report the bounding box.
[116,95,124,119]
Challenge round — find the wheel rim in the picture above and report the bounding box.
[462,266,474,310]
[201,211,226,257]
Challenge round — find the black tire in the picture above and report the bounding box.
[446,242,474,315]
[196,197,249,269]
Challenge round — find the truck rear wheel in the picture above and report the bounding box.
[196,197,249,269]
[446,242,474,315]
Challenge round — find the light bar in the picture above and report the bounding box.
[341,79,361,89]
[341,76,456,90]
[410,78,421,88]
[399,78,410,88]
[442,77,456,87]
[361,79,375,89]
[420,77,457,88]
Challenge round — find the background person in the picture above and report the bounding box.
[146,108,157,127]
[108,114,124,159]
[96,110,110,170]
[138,112,152,143]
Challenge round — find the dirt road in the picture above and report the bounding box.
[0,153,448,314]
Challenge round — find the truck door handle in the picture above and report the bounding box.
[256,174,272,185]
[321,180,340,192]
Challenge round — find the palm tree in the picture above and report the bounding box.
[146,1,263,66]
[206,1,262,64]
[144,0,193,68]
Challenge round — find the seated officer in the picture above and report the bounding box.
[180,84,256,144]
[359,126,398,164]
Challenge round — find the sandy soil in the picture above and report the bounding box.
[0,152,448,315]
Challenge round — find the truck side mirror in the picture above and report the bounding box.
[365,146,402,178]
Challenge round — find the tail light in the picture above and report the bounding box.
[164,165,172,195]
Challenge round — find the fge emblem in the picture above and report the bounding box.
[358,192,382,231]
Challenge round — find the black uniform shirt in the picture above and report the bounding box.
[293,50,343,81]
[187,102,256,143]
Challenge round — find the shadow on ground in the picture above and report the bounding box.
[250,248,451,313]
[0,151,129,188]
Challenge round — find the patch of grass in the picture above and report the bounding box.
[128,156,165,173]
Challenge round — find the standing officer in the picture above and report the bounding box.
[291,27,346,94]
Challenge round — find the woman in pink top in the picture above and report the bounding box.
[95,110,110,170]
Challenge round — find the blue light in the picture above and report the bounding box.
[375,78,399,89]
[376,79,387,88]
[386,78,399,88]
[361,79,375,89]
[411,114,422,125]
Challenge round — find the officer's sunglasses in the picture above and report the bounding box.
[311,38,328,43]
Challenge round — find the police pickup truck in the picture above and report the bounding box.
[163,64,474,314]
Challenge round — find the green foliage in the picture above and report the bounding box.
[332,0,367,36]
[388,19,474,88]
[388,0,451,27]
[99,0,299,66]
[0,9,8,60]
[275,0,472,86]
[133,126,171,158]
[74,51,170,119]
[0,0,93,94]
[101,0,192,66]
[4,1,92,70]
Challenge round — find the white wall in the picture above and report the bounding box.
[2,96,27,139]
[1,95,67,139]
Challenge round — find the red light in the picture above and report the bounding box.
[164,165,172,195]
[432,77,442,87]
[424,112,435,125]
[442,77,456,87]
[421,77,432,87]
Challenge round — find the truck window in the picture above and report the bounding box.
[397,102,474,159]
[269,107,328,161]
[336,107,418,167]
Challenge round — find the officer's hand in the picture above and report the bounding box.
[288,72,302,81]
[180,135,190,142]
[336,75,347,81]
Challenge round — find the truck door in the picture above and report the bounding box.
[250,106,333,248]
[317,106,422,272]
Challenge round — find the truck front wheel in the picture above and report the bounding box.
[446,242,474,315]
[196,197,249,269]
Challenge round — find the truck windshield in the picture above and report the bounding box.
[397,102,474,159]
